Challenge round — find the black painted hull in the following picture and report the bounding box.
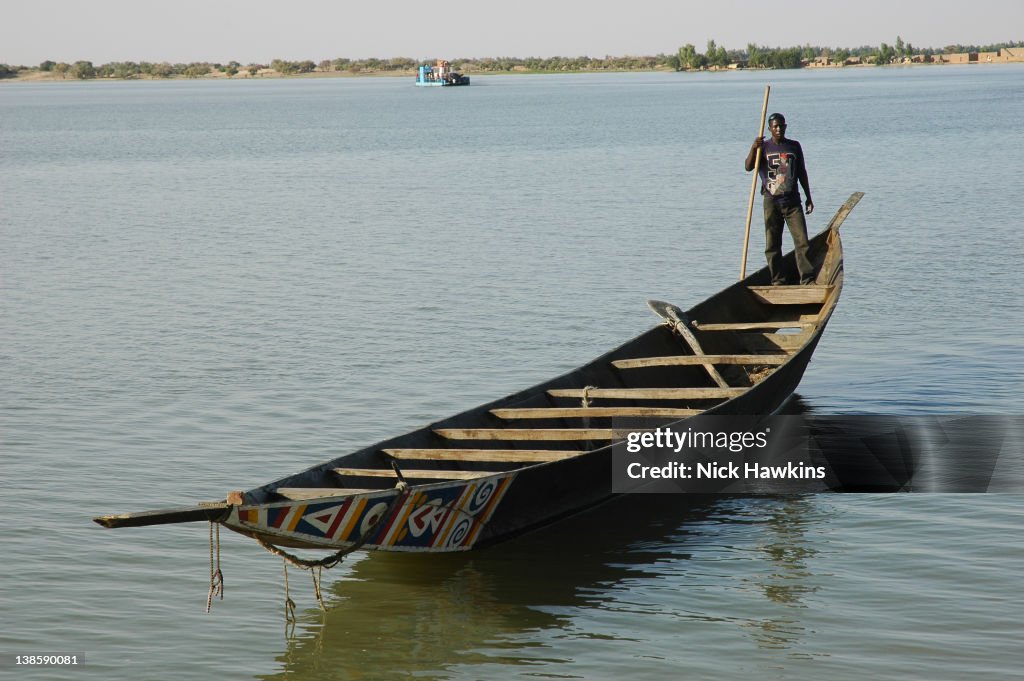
[96,194,862,556]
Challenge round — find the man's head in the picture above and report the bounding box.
[768,113,787,142]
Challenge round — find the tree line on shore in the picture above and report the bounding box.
[3,38,1021,80]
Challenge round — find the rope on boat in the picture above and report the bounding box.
[254,487,407,570]
[264,489,406,623]
[581,385,597,408]
[281,563,325,634]
[206,522,224,613]
[283,561,297,625]
[311,566,326,611]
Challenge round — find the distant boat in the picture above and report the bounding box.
[416,59,469,86]
[94,193,864,558]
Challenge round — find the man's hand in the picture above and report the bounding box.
[745,137,764,171]
[805,198,814,215]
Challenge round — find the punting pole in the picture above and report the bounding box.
[740,85,771,280]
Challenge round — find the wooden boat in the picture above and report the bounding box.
[95,193,863,559]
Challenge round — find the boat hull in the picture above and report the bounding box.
[220,206,853,553]
[415,79,470,86]
[97,194,862,559]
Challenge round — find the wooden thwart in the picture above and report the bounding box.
[384,448,583,462]
[613,354,787,369]
[748,285,832,305]
[548,387,745,400]
[740,332,807,352]
[435,428,625,441]
[490,406,702,419]
[692,320,813,331]
[275,487,375,500]
[333,467,492,480]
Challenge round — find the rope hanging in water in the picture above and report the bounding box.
[262,489,406,624]
[201,484,406,620]
[311,566,326,611]
[283,561,297,625]
[206,522,224,613]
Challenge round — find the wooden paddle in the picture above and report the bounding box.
[646,299,729,389]
[740,85,771,280]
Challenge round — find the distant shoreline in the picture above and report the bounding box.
[4,40,1021,83]
[5,42,1021,83]
[3,59,1021,85]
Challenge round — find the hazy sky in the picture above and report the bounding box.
[3,0,1021,65]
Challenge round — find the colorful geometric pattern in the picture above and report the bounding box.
[227,473,515,552]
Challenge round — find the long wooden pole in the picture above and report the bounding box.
[740,85,771,280]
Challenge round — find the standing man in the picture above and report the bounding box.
[745,113,815,285]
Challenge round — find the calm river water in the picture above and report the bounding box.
[3,65,1023,680]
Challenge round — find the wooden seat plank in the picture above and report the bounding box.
[741,332,807,352]
[276,487,376,500]
[692,320,813,331]
[333,467,493,480]
[748,285,832,305]
[490,406,702,419]
[384,448,582,463]
[547,387,745,400]
[434,428,624,441]
[613,354,787,369]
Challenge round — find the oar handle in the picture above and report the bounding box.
[740,85,771,280]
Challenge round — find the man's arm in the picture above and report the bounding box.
[744,137,763,172]
[797,142,814,214]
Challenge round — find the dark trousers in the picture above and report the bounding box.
[764,196,813,284]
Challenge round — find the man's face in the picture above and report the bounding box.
[769,117,787,142]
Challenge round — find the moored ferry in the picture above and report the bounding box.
[416,59,470,86]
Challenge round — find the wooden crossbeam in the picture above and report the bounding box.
[613,354,787,369]
[383,448,582,462]
[333,467,492,480]
[434,428,624,441]
[490,406,701,419]
[276,487,375,500]
[748,285,831,305]
[547,387,745,400]
[692,320,813,331]
[741,332,806,352]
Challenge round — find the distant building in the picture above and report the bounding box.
[805,56,833,68]
[941,50,1024,64]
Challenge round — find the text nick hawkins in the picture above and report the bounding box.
[626,460,826,480]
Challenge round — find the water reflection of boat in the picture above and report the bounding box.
[262,494,720,680]
[263,491,830,680]
[95,195,863,563]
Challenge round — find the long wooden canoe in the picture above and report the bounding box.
[95,193,863,556]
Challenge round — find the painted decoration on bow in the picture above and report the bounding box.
[230,473,515,551]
